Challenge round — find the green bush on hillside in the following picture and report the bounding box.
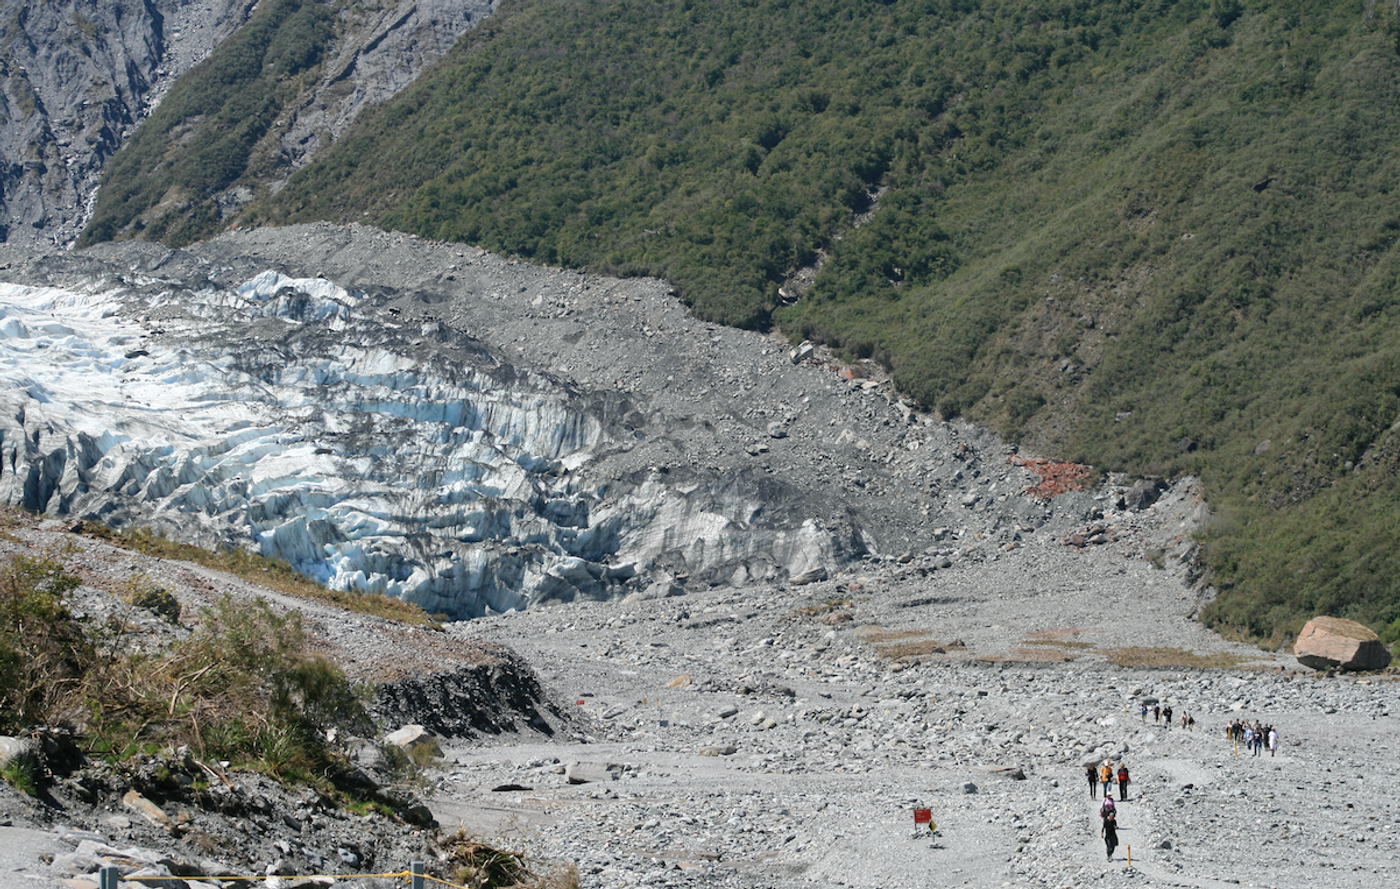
[0,555,88,733]
[0,552,369,785]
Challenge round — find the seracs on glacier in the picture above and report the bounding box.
[0,266,840,618]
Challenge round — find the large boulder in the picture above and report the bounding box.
[1294,617,1392,672]
[1123,478,1167,511]
[565,761,626,784]
[0,736,34,770]
[382,725,444,763]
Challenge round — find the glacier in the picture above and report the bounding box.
[0,226,1063,619]
[0,270,630,616]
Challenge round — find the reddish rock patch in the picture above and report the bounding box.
[1008,455,1093,499]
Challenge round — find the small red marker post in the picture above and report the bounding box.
[913,808,934,833]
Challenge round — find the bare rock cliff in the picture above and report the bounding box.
[0,0,256,248]
[0,0,492,249]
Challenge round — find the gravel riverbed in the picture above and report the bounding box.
[426,501,1398,889]
[1,225,1395,889]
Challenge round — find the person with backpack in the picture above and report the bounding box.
[1116,764,1130,801]
[1099,760,1113,798]
[1101,807,1119,861]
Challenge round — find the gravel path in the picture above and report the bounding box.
[422,501,1398,889]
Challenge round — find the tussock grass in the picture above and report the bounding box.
[877,639,948,659]
[1104,646,1244,669]
[1005,646,1081,663]
[855,627,927,643]
[1018,629,1099,657]
[857,625,950,660]
[441,829,581,889]
[73,521,437,627]
[786,599,853,621]
[1020,639,1097,650]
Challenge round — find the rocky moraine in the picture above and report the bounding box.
[0,225,1394,889]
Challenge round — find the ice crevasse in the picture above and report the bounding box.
[0,270,845,617]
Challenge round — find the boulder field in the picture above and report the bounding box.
[0,225,1395,889]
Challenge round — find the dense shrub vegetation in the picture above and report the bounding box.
[90,0,1400,648]
[0,552,369,784]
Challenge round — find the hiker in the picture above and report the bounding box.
[1116,764,1130,800]
[1162,705,1173,728]
[1099,795,1115,820]
[1099,761,1113,799]
[1101,808,1119,861]
[1268,726,1279,756]
[1086,763,1098,798]
[1187,713,1195,731]
[1153,704,1161,723]
[1140,704,1148,722]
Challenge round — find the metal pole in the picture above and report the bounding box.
[100,867,120,889]
[410,860,425,889]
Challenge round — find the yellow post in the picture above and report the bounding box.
[1127,845,1131,867]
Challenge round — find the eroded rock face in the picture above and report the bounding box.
[0,1,494,247]
[0,0,257,249]
[1294,616,1392,672]
[374,651,574,738]
[267,0,497,181]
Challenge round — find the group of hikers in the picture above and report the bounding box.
[1087,760,1128,860]
[1140,702,1195,731]
[1226,718,1279,756]
[1086,706,1284,862]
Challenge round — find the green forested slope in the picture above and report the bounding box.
[76,0,336,247]
[94,0,1400,648]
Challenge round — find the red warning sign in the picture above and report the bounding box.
[913,808,932,824]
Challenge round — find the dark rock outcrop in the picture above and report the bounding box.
[0,1,495,248]
[1123,478,1167,511]
[0,0,257,249]
[373,648,577,739]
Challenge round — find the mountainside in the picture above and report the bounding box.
[0,0,491,249]
[212,0,1397,647]
[0,0,257,248]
